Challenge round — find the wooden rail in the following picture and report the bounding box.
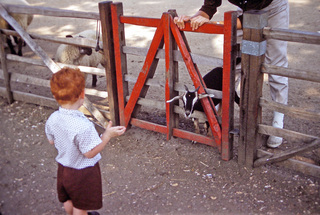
[239,10,320,177]
[0,3,109,128]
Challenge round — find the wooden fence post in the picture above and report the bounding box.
[238,10,268,168]
[99,1,120,126]
[221,11,237,160]
[0,32,13,103]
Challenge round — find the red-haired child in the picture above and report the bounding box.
[45,67,126,215]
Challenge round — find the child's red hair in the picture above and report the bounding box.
[50,67,85,105]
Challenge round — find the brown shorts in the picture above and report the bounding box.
[57,162,102,210]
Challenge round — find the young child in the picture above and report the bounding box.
[45,67,126,215]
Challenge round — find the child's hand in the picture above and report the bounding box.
[103,121,126,140]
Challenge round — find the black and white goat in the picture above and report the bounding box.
[167,58,241,135]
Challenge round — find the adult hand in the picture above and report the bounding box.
[173,15,191,30]
[190,15,210,31]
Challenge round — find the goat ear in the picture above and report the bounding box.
[198,93,215,99]
[166,95,183,103]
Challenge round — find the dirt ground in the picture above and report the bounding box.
[0,0,320,214]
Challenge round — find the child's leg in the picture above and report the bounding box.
[73,207,88,215]
[63,200,73,215]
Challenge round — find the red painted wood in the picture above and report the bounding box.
[119,16,224,35]
[221,11,236,160]
[111,4,125,126]
[164,14,171,140]
[172,128,216,147]
[182,22,224,34]
[120,16,160,27]
[131,118,167,134]
[123,18,165,127]
[170,18,222,147]
[130,118,216,147]
[111,5,236,159]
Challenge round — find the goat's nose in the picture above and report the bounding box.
[185,110,191,118]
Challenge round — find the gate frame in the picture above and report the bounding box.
[99,1,238,160]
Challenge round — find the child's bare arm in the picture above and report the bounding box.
[84,121,126,159]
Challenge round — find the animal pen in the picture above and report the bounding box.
[0,2,319,177]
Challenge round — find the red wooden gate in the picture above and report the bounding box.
[108,2,237,160]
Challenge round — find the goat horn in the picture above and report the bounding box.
[198,93,215,99]
[166,95,183,103]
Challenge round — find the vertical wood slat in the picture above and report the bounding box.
[221,11,237,161]
[110,2,128,126]
[0,33,13,103]
[168,10,180,137]
[238,10,268,167]
[164,13,177,140]
[99,1,120,125]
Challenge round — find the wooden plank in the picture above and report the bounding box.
[172,128,216,147]
[164,13,176,139]
[221,11,237,160]
[130,118,167,134]
[99,1,120,125]
[0,87,110,120]
[6,54,105,76]
[0,33,13,103]
[0,4,108,127]
[122,46,224,67]
[257,149,320,178]
[124,95,208,122]
[0,88,58,108]
[238,10,268,168]
[1,29,103,49]
[122,14,164,127]
[0,70,107,98]
[110,2,129,126]
[120,16,160,27]
[258,124,318,143]
[119,15,225,35]
[170,15,222,148]
[260,98,320,122]
[262,63,320,83]
[124,74,223,99]
[263,27,320,45]
[0,4,60,73]
[3,3,100,20]
[254,138,320,167]
[130,118,216,147]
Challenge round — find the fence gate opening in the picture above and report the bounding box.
[100,2,238,161]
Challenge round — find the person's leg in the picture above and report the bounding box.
[63,200,73,215]
[264,0,289,148]
[73,207,88,215]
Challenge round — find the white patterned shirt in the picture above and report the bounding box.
[45,107,102,169]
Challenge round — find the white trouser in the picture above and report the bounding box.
[237,0,289,105]
[264,0,289,105]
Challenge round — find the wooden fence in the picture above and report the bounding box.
[0,1,240,161]
[106,2,239,160]
[239,10,320,177]
[0,2,111,130]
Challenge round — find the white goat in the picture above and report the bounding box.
[55,30,105,87]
